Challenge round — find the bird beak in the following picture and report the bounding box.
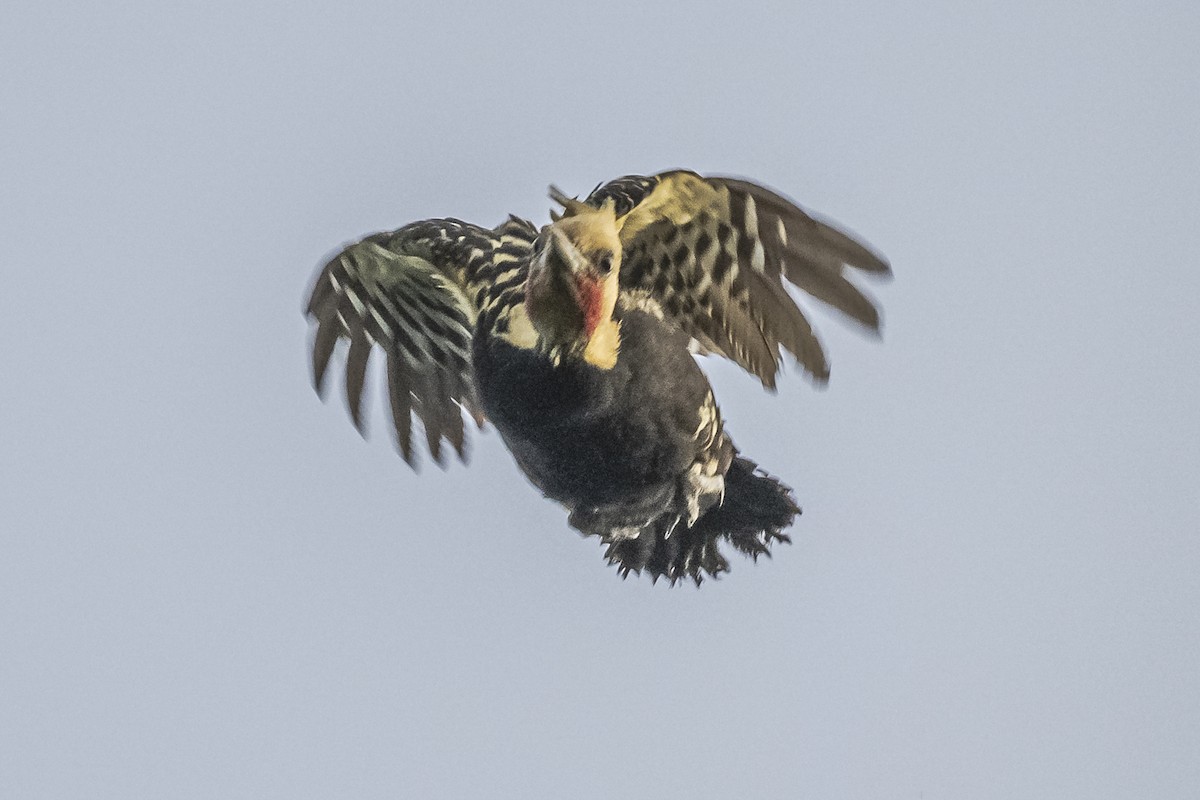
[544,226,588,279]
[542,225,607,309]
[548,185,591,217]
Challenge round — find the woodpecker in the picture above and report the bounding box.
[306,171,890,584]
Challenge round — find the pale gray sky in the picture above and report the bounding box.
[3,1,1198,798]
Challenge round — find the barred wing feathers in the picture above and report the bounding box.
[588,171,890,387]
[306,222,497,467]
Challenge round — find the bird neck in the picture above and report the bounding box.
[582,318,621,369]
[497,303,621,370]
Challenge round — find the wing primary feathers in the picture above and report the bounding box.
[742,265,830,383]
[306,268,335,317]
[424,344,465,463]
[809,218,891,275]
[445,360,474,460]
[782,253,882,331]
[720,293,782,389]
[721,177,891,274]
[304,218,507,467]
[726,179,885,331]
[385,348,416,466]
[344,325,372,434]
[310,307,341,396]
[604,171,886,385]
[445,387,468,462]
[415,369,446,467]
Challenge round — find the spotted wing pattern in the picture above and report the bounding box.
[305,217,536,466]
[587,171,891,387]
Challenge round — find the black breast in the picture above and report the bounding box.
[472,310,714,511]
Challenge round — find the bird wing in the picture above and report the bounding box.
[305,221,500,467]
[585,170,891,387]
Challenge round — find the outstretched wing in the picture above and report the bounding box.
[305,221,497,467]
[587,171,890,387]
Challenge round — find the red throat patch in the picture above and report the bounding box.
[575,276,604,337]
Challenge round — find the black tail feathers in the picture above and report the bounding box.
[600,456,800,585]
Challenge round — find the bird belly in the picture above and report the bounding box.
[502,415,683,512]
[473,341,694,515]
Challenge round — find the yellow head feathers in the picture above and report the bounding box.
[522,189,624,369]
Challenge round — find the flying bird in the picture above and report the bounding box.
[305,170,889,584]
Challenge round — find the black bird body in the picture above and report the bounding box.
[305,170,890,583]
[474,306,800,578]
[475,308,712,516]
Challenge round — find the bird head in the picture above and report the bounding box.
[525,190,622,368]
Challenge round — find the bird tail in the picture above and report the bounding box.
[599,456,800,585]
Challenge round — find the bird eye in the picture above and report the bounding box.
[596,253,613,274]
